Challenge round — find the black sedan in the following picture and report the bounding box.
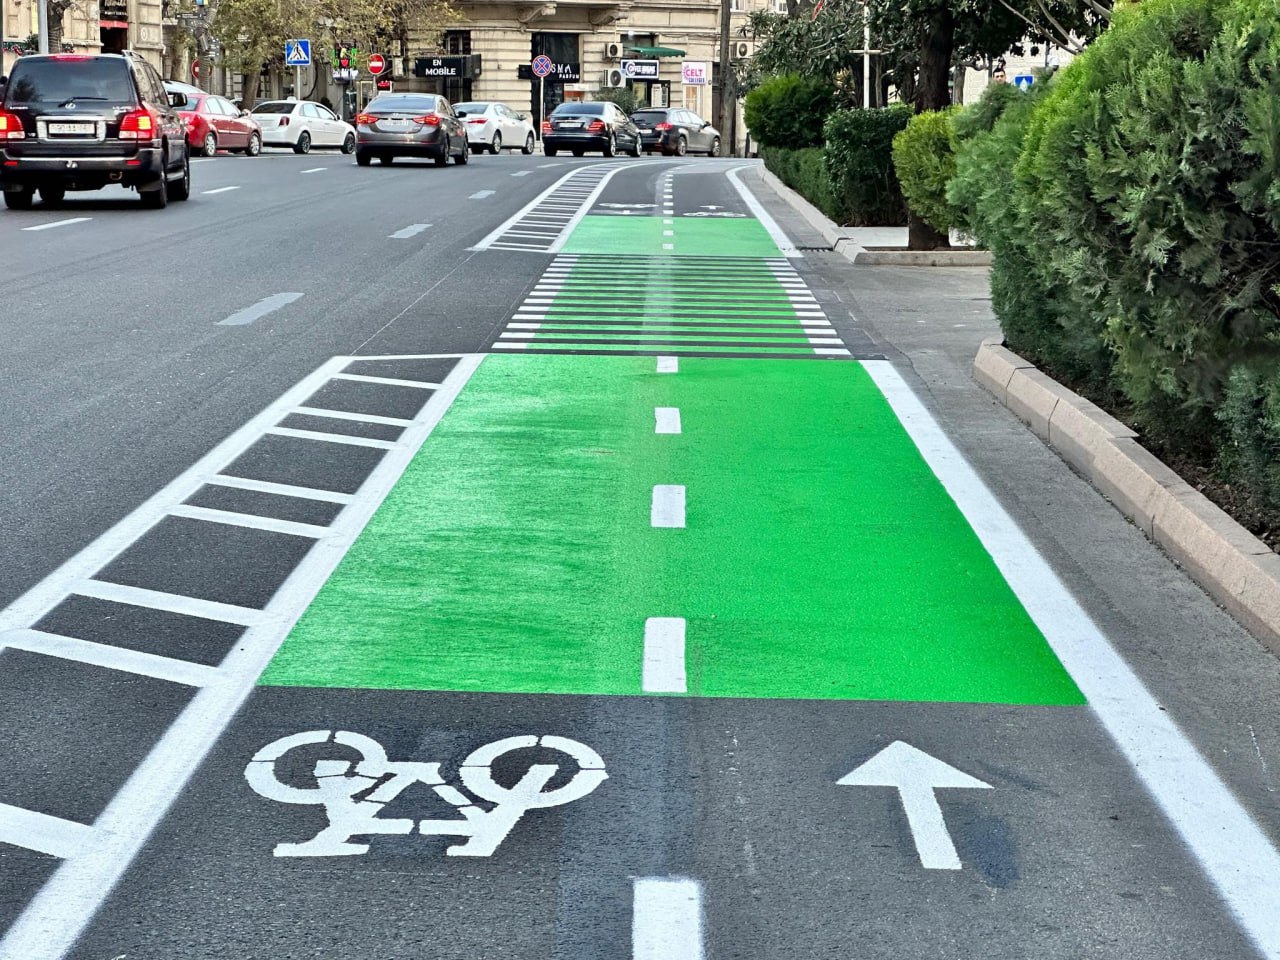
[631,108,721,156]
[354,93,469,167]
[542,102,641,157]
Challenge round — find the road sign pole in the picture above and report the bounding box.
[295,64,301,99]
[538,76,544,141]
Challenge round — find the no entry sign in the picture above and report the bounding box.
[367,53,387,76]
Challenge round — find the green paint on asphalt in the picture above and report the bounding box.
[264,354,1083,706]
[562,216,783,257]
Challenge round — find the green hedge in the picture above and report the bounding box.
[822,105,911,227]
[948,0,1280,511]
[891,109,960,234]
[760,145,846,223]
[743,75,836,149]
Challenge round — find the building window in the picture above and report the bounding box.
[772,0,789,12]
[443,30,471,55]
[730,0,747,12]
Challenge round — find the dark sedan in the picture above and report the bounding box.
[541,102,641,157]
[631,108,721,156]
[354,93,469,167]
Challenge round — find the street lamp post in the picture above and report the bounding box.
[37,0,50,54]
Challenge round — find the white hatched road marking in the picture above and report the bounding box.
[331,372,441,389]
[167,504,333,540]
[266,426,397,450]
[0,628,221,687]
[0,354,484,960]
[292,406,413,428]
[205,475,355,505]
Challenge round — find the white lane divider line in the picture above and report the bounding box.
[511,170,532,177]
[538,162,561,168]
[633,877,703,960]
[862,358,1280,958]
[662,243,674,251]
[642,618,687,693]
[469,190,496,199]
[657,356,678,373]
[21,217,91,232]
[217,292,303,327]
[0,354,485,960]
[301,167,327,174]
[0,804,92,861]
[654,407,682,435]
[201,185,241,195]
[0,628,221,688]
[389,223,431,239]
[651,485,686,528]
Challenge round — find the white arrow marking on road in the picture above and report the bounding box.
[838,741,991,870]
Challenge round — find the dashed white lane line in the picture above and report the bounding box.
[21,217,91,232]
[633,877,703,960]
[657,356,678,373]
[201,185,241,195]
[651,485,686,528]
[662,243,674,250]
[389,223,431,239]
[301,167,327,174]
[217,292,303,326]
[538,162,562,168]
[655,407,682,434]
[469,190,496,199]
[642,618,687,693]
[511,170,532,177]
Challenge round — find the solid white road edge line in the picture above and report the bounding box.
[0,354,485,960]
[642,618,687,693]
[632,877,703,960]
[654,407,682,434]
[651,485,686,528]
[725,164,799,258]
[860,357,1280,960]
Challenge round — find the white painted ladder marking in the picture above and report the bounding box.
[205,475,354,505]
[654,407,681,435]
[651,485,686,528]
[633,877,703,960]
[265,426,397,450]
[73,580,268,627]
[292,407,413,428]
[330,373,440,389]
[168,504,333,540]
[0,804,92,861]
[642,618,687,693]
[0,628,221,688]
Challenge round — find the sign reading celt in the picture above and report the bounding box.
[245,732,608,858]
[621,59,660,80]
[681,61,708,85]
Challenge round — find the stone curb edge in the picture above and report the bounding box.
[974,337,1280,653]
[755,165,992,267]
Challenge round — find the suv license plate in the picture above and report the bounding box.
[49,122,93,135]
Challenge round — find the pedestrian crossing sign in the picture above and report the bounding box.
[286,39,311,67]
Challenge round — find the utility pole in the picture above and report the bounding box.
[716,0,732,155]
[37,0,50,54]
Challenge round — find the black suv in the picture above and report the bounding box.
[630,108,721,157]
[0,52,191,209]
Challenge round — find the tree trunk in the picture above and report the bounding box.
[913,4,954,112]
[907,210,950,250]
[241,71,261,110]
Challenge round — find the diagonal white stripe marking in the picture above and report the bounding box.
[73,580,267,627]
[292,407,413,428]
[0,804,91,860]
[206,475,354,505]
[168,504,333,539]
[0,628,220,687]
[266,426,397,450]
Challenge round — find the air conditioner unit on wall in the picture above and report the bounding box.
[604,68,625,87]
[605,41,623,59]
[732,40,753,58]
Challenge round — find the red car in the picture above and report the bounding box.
[179,94,262,157]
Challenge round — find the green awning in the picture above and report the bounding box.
[625,45,686,57]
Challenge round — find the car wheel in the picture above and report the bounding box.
[379,155,394,165]
[674,135,687,157]
[522,132,535,154]
[434,148,448,167]
[456,139,469,164]
[167,146,191,202]
[201,132,217,157]
[140,173,168,208]
[341,133,356,155]
[630,137,642,158]
[708,136,721,157]
[489,131,502,155]
[356,150,372,167]
[38,186,65,206]
[294,131,311,154]
[545,146,558,157]
[3,188,34,210]
[571,148,585,157]
[246,132,262,156]
[602,132,616,157]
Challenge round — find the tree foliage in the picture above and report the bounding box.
[743,74,836,147]
[892,108,960,232]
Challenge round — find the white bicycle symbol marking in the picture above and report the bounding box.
[244,732,608,858]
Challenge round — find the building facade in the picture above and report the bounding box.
[2,0,163,77]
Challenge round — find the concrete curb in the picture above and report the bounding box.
[974,337,1280,653]
[756,165,992,266]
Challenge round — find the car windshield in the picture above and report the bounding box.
[4,57,133,105]
[368,95,439,113]
[453,102,488,115]
[252,102,295,114]
[552,103,603,116]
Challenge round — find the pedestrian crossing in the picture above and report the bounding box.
[492,254,854,359]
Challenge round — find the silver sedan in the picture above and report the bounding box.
[354,93,470,167]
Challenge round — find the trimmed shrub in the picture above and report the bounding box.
[823,105,911,227]
[1218,366,1280,509]
[891,108,960,233]
[760,145,846,223]
[743,74,836,148]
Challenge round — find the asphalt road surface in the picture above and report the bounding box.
[3,147,1280,960]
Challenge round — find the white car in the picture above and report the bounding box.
[250,99,356,154]
[454,101,536,155]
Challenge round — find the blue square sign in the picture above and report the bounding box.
[286,39,311,67]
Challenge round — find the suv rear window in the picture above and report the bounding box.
[252,102,295,114]
[5,57,135,105]
[632,110,668,120]
[552,103,603,115]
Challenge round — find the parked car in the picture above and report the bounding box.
[251,99,355,154]
[631,108,720,157]
[454,101,535,154]
[353,93,469,167]
[542,102,641,158]
[178,93,262,156]
[162,79,203,98]
[0,52,190,209]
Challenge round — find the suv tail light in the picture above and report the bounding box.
[587,119,605,133]
[412,114,440,126]
[118,107,157,141]
[654,122,673,131]
[541,120,552,133]
[0,109,25,141]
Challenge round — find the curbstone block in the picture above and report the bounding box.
[973,339,1034,406]
[1004,367,1063,441]
[1049,395,1139,480]
[1091,438,1185,538]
